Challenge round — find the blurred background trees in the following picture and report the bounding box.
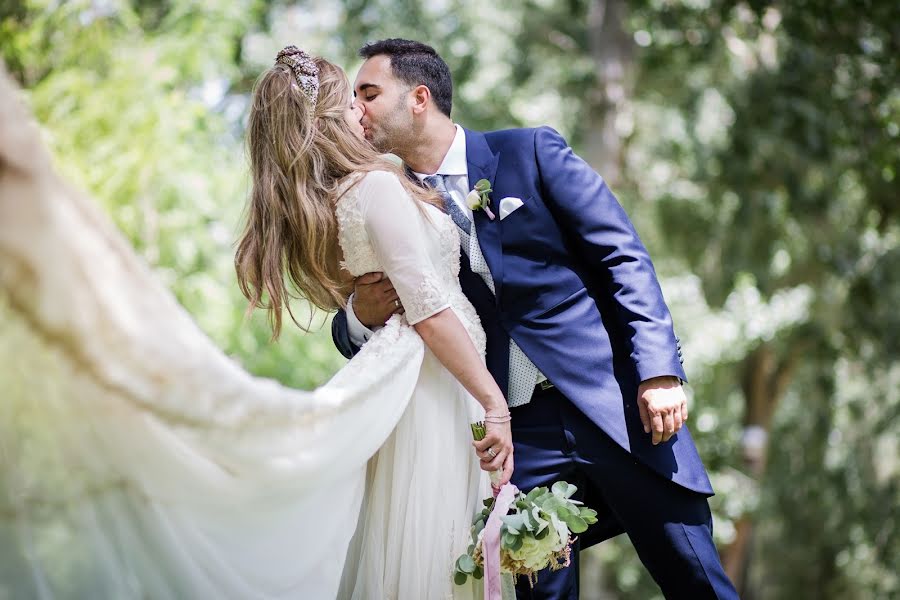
[1,0,897,597]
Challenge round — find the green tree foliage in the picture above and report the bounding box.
[1,0,346,390]
[633,2,898,597]
[2,1,897,597]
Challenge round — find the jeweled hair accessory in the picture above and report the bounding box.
[275,45,319,107]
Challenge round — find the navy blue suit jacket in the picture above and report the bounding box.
[332,127,713,495]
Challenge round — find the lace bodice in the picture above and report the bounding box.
[335,170,485,355]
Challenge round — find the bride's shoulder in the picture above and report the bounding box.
[338,169,403,199]
[357,169,405,190]
[351,170,412,212]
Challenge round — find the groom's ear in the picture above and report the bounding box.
[410,84,431,115]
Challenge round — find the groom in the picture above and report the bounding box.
[332,39,737,599]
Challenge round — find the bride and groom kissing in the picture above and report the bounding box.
[237,38,739,598]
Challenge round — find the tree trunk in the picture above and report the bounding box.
[723,343,798,596]
[584,0,635,188]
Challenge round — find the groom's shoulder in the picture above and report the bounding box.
[481,126,539,144]
[479,126,567,151]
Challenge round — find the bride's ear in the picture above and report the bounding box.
[410,84,431,115]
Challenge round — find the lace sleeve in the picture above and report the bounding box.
[357,170,451,325]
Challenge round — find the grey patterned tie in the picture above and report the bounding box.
[424,174,472,234]
[422,174,541,408]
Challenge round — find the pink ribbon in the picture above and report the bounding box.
[482,482,519,600]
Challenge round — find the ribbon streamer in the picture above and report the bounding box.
[482,483,519,600]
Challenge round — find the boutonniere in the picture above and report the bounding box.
[465,179,496,220]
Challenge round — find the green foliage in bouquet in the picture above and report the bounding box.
[453,481,598,585]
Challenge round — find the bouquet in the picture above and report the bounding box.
[455,422,598,591]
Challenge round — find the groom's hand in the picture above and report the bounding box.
[637,376,688,445]
[353,272,403,328]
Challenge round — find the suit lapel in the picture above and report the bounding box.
[464,128,503,304]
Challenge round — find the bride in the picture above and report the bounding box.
[236,46,514,598]
[0,47,511,599]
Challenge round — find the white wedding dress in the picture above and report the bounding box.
[335,171,489,600]
[0,65,486,600]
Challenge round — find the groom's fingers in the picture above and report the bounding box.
[638,401,651,434]
[673,407,683,433]
[355,272,384,285]
[354,273,399,326]
[387,292,403,314]
[651,412,664,445]
[662,411,675,442]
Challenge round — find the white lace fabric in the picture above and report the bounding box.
[337,170,485,354]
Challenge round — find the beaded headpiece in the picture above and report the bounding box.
[275,45,320,107]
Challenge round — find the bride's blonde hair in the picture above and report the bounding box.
[236,50,440,339]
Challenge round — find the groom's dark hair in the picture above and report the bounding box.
[359,39,453,117]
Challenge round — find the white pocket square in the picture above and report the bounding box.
[498,197,524,220]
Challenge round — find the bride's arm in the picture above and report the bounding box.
[357,170,514,484]
[414,309,513,483]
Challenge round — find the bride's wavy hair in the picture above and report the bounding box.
[236,52,440,339]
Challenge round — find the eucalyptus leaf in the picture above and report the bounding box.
[501,513,526,535]
[541,496,565,514]
[458,553,476,574]
[579,507,598,524]
[532,507,550,532]
[562,512,589,534]
[552,481,576,499]
[534,492,553,506]
[501,531,518,550]
[521,510,535,531]
[525,486,547,502]
[555,505,573,521]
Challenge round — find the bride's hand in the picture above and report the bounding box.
[473,417,514,486]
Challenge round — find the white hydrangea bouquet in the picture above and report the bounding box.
[454,422,598,596]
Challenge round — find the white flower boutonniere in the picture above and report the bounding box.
[465,178,496,220]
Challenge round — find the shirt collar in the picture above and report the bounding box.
[413,124,467,180]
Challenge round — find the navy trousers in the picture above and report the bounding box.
[509,387,738,600]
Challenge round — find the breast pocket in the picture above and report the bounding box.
[500,195,565,254]
[498,194,533,227]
